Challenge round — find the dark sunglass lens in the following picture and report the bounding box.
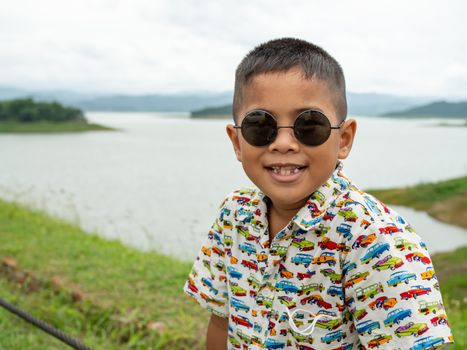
[294,110,331,146]
[241,111,276,146]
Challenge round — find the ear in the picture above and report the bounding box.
[337,118,357,159]
[226,124,242,162]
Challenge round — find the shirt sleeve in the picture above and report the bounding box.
[342,203,454,349]
[182,198,229,318]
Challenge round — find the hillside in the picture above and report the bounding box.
[382,100,467,118]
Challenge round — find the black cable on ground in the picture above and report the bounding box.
[0,297,94,350]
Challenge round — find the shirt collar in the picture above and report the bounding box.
[291,160,350,231]
[254,160,351,234]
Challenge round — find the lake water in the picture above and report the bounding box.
[0,112,466,261]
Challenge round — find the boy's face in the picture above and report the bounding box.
[226,66,357,213]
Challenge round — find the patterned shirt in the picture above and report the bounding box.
[183,160,454,349]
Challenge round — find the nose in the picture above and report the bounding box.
[267,126,300,153]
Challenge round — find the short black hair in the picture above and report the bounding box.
[232,37,347,123]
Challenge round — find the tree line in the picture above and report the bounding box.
[0,98,87,123]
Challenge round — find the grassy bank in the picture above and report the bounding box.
[0,121,116,133]
[0,175,466,348]
[367,175,467,229]
[0,199,209,349]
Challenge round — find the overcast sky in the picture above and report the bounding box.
[1,0,466,97]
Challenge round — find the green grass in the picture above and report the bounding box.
[367,176,467,229]
[0,199,209,349]
[431,246,467,348]
[0,120,116,133]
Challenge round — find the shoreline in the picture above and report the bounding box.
[0,120,117,133]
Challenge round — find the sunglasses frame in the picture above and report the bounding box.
[233,109,345,147]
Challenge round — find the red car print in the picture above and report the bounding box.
[318,238,338,250]
[431,314,448,326]
[400,285,431,300]
[379,225,400,234]
[231,314,252,328]
[405,252,431,265]
[297,270,316,280]
[241,259,258,271]
[300,294,332,309]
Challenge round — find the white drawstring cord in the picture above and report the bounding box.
[286,308,326,335]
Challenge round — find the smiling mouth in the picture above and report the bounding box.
[265,164,307,176]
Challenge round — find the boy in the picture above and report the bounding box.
[183,38,453,349]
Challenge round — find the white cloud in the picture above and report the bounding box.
[0,0,466,97]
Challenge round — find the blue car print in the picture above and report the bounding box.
[410,336,445,350]
[321,330,346,344]
[275,280,300,293]
[356,320,380,335]
[337,223,352,239]
[239,242,256,255]
[201,277,218,295]
[291,253,313,267]
[230,297,250,312]
[361,242,390,264]
[387,270,417,287]
[342,261,357,275]
[227,266,243,279]
[327,285,344,299]
[300,216,323,228]
[264,338,286,349]
[384,308,413,326]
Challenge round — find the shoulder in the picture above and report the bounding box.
[335,184,420,243]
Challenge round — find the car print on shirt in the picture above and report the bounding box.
[379,223,401,235]
[231,314,252,328]
[387,270,417,287]
[418,300,444,315]
[395,322,429,337]
[356,320,380,335]
[361,242,390,264]
[372,254,404,271]
[227,265,243,280]
[410,336,445,350]
[352,233,376,249]
[368,296,397,310]
[297,269,316,280]
[275,280,300,293]
[406,251,431,265]
[367,334,392,348]
[312,252,336,266]
[291,237,315,251]
[431,313,448,326]
[384,308,413,327]
[230,297,250,313]
[238,242,256,255]
[321,330,347,344]
[342,261,357,276]
[421,267,436,281]
[400,285,431,300]
[320,268,343,284]
[355,282,384,302]
[300,294,332,309]
[344,271,369,287]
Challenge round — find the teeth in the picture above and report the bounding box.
[271,166,302,176]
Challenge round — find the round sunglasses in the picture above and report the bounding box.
[233,109,345,147]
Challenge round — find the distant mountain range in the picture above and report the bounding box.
[1,86,464,117]
[382,101,467,118]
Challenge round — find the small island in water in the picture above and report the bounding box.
[0,98,115,133]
